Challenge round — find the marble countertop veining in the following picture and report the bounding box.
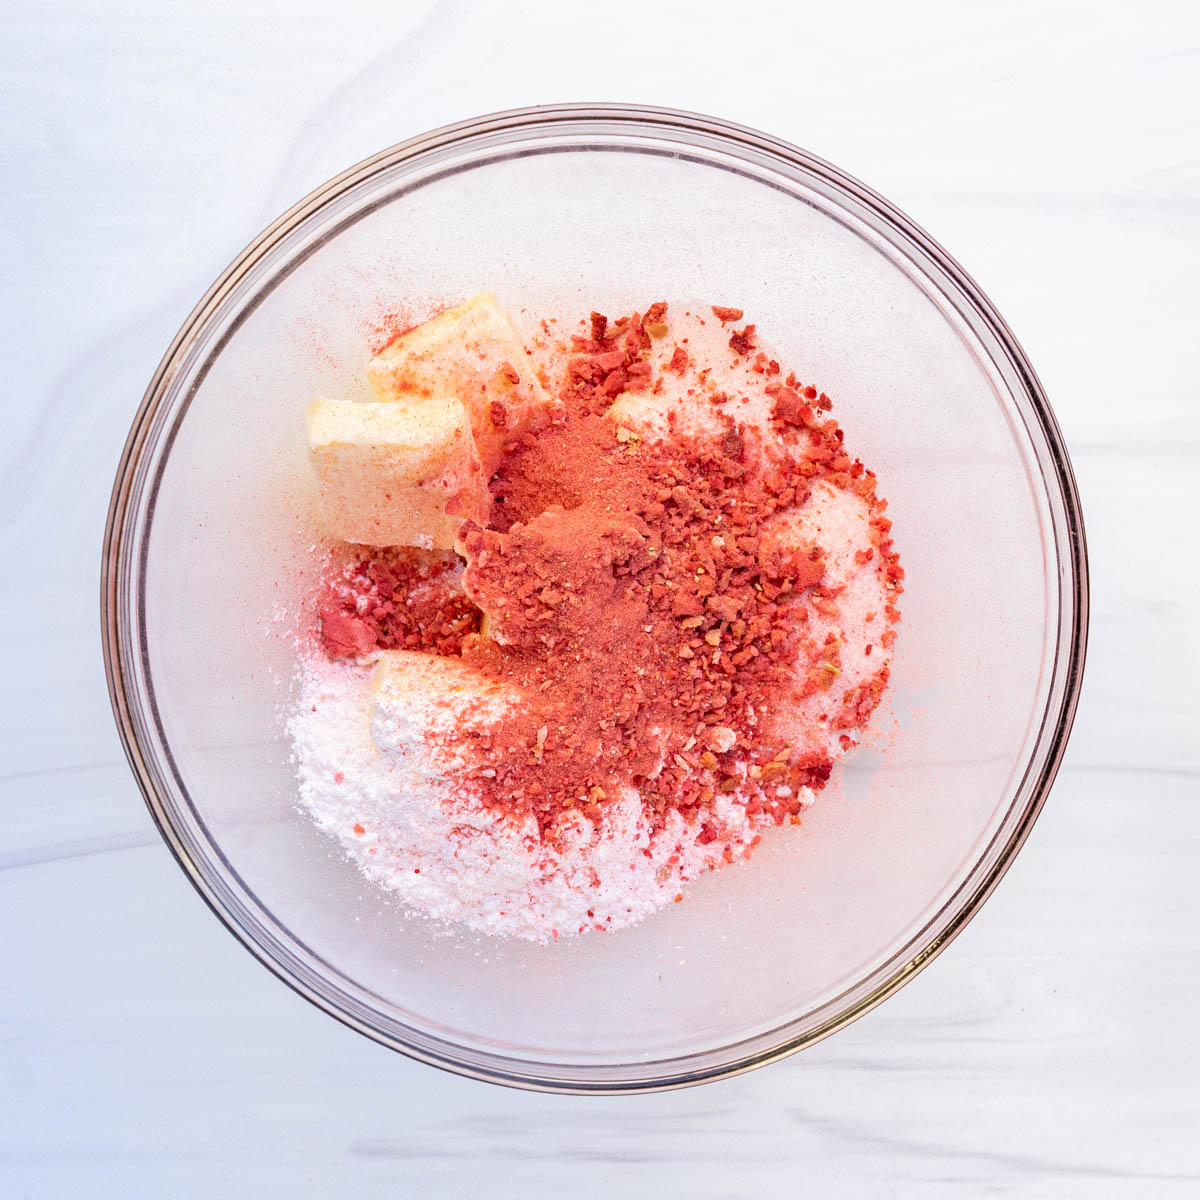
[2,2,1198,1196]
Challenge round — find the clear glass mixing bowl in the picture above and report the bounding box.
[102,105,1088,1092]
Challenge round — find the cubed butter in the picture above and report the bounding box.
[367,291,550,472]
[306,395,489,549]
[369,649,523,756]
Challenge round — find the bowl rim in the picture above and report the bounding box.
[101,101,1089,1094]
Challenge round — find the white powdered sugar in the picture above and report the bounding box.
[288,653,791,942]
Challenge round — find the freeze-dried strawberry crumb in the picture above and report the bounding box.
[729,324,757,355]
[317,548,481,658]
[767,383,812,428]
[711,305,744,323]
[319,608,377,658]
[566,306,660,407]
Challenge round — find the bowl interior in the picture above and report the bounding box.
[118,113,1072,1087]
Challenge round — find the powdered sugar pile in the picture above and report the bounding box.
[289,654,775,940]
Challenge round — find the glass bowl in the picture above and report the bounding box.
[102,104,1088,1092]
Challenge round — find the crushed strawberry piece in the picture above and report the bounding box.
[317,548,481,658]
[667,345,690,374]
[729,324,757,355]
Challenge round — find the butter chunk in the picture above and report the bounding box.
[306,395,488,550]
[369,650,523,759]
[367,291,550,472]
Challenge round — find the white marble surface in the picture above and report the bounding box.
[2,1,1198,1195]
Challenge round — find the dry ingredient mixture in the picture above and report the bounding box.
[289,295,901,941]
